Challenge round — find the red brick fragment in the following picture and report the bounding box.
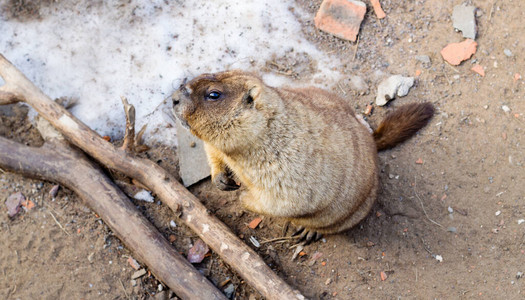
[314,0,366,42]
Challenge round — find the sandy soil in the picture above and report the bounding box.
[1,0,525,299]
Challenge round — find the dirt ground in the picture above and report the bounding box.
[1,0,525,299]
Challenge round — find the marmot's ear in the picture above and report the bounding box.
[243,84,261,107]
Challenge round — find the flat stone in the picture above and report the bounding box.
[314,0,366,42]
[131,269,147,280]
[175,119,211,187]
[375,75,415,106]
[452,4,477,40]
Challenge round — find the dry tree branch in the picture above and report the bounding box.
[0,54,304,300]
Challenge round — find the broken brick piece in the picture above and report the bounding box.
[471,64,485,77]
[440,39,477,66]
[370,0,386,19]
[248,217,262,229]
[314,0,367,42]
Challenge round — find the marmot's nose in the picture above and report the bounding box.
[171,90,182,106]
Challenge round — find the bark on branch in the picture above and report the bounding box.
[0,54,304,300]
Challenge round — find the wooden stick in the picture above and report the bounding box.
[0,54,304,300]
[0,135,226,300]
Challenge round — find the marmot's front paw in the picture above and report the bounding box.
[213,172,240,191]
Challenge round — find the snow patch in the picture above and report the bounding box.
[0,0,343,146]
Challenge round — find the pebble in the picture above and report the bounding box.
[325,278,332,285]
[501,105,511,113]
[503,49,513,57]
[448,206,454,213]
[5,192,25,217]
[314,0,366,42]
[223,283,235,299]
[434,255,443,262]
[447,227,457,233]
[495,210,501,216]
[375,75,415,106]
[170,220,177,228]
[518,219,525,225]
[517,272,524,279]
[49,185,60,198]
[452,4,477,39]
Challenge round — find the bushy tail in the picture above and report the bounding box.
[373,102,434,151]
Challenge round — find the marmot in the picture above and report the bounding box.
[173,70,434,241]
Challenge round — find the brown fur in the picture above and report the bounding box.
[373,103,435,151]
[173,70,433,234]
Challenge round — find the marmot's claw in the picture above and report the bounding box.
[213,172,240,191]
[292,226,322,245]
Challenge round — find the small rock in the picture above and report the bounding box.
[223,283,235,299]
[308,251,323,266]
[380,271,388,281]
[504,49,513,57]
[314,0,367,42]
[325,278,332,285]
[501,105,511,113]
[375,75,415,106]
[49,185,60,198]
[415,55,431,68]
[518,219,525,225]
[131,269,147,280]
[517,272,524,279]
[170,220,177,228]
[434,255,443,262]
[128,257,141,270]
[175,118,211,187]
[88,252,95,263]
[364,104,373,116]
[133,190,154,203]
[441,39,478,66]
[452,4,477,39]
[187,239,209,263]
[448,206,454,213]
[495,210,501,216]
[5,192,25,217]
[447,227,457,233]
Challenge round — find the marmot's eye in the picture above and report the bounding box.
[205,91,222,101]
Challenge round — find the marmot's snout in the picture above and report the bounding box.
[172,85,195,129]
